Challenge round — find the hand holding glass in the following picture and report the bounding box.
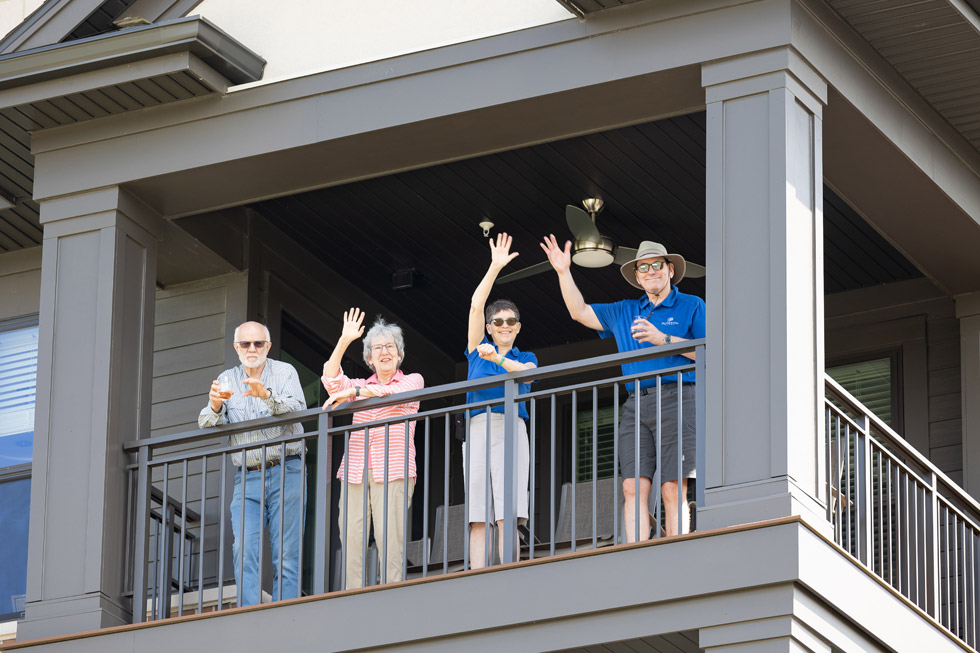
[631,315,646,340]
[217,372,235,399]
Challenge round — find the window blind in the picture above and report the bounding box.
[0,325,39,454]
[827,357,893,427]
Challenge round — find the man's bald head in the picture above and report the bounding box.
[233,321,271,343]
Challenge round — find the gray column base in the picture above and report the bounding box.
[698,478,831,538]
[18,593,130,641]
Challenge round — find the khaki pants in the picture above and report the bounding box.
[339,476,414,589]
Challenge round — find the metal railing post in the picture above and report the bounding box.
[695,344,706,512]
[314,411,332,595]
[928,470,941,619]
[857,415,872,565]
[159,503,175,620]
[158,465,172,620]
[132,445,151,623]
[502,378,518,564]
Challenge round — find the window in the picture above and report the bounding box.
[827,355,897,428]
[576,406,617,483]
[0,319,38,621]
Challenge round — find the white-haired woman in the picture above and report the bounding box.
[321,309,424,589]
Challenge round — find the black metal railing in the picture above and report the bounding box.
[125,341,705,621]
[826,376,980,649]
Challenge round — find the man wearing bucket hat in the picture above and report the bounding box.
[540,235,705,539]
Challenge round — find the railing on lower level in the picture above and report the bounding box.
[124,341,705,622]
[826,376,980,649]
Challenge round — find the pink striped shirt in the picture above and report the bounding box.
[323,368,424,483]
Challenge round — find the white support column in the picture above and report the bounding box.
[699,48,829,533]
[957,292,980,498]
[20,187,160,640]
[700,616,833,653]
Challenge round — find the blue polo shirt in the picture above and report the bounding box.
[591,287,705,389]
[465,337,537,419]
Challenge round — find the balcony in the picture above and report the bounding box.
[106,341,978,652]
[126,342,706,613]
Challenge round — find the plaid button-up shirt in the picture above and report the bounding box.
[198,358,307,468]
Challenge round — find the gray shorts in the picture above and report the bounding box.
[618,383,696,482]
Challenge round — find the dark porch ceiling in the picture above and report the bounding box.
[249,112,921,353]
[827,0,980,153]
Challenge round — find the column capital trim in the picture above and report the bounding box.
[702,47,827,107]
[955,291,980,319]
[38,187,162,241]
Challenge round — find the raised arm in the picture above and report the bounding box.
[467,233,519,352]
[322,308,365,383]
[540,234,602,330]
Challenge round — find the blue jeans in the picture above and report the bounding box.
[230,456,305,606]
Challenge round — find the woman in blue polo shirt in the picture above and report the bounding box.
[464,233,537,569]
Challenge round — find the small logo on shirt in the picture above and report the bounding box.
[662,316,680,326]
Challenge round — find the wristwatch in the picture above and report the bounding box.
[664,334,672,345]
[354,387,360,397]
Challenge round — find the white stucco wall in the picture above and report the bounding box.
[193,0,573,86]
[0,0,43,41]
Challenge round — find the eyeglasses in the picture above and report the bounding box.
[635,261,666,273]
[489,317,518,327]
[236,340,268,350]
[371,343,399,353]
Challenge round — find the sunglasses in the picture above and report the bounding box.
[489,317,518,327]
[236,340,268,349]
[635,261,667,273]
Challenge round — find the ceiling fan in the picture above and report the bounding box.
[497,198,706,284]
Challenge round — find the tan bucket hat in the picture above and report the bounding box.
[619,241,687,289]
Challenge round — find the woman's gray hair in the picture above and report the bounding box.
[362,317,406,371]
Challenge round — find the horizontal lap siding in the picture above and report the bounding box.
[149,272,247,589]
[927,314,961,485]
[826,279,962,483]
[152,276,245,436]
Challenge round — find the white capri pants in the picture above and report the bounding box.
[461,412,529,523]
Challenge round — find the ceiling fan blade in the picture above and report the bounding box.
[613,247,637,265]
[497,260,553,284]
[566,205,601,242]
[686,262,706,278]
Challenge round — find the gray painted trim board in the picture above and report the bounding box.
[0,0,102,54]
[0,243,41,275]
[0,16,264,89]
[3,518,963,652]
[0,245,41,320]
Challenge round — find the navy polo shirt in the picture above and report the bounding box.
[591,287,705,389]
[465,337,537,419]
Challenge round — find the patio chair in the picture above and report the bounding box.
[428,504,467,568]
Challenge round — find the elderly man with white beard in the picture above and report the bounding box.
[199,321,307,606]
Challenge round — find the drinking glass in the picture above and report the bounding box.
[217,372,235,399]
[631,315,646,339]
